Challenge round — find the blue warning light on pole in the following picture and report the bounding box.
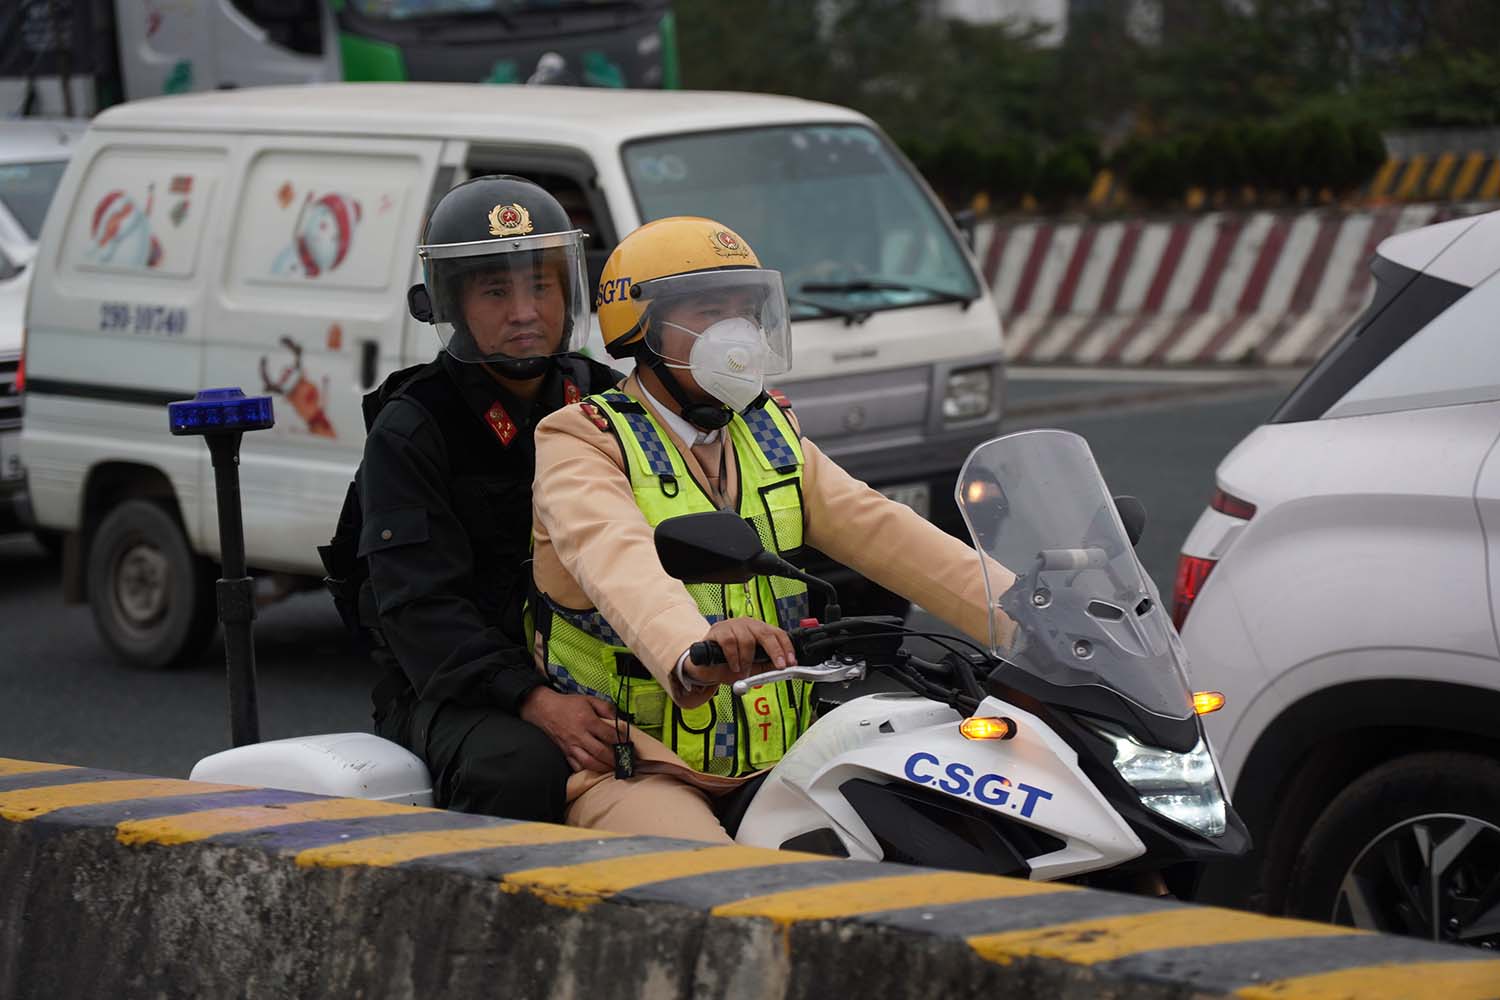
[168,387,275,436]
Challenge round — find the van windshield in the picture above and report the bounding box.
[623,125,979,320]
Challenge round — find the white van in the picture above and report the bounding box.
[20,83,1005,668]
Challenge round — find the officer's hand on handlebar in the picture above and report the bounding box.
[684,617,796,688]
[518,686,620,774]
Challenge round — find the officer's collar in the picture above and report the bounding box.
[637,378,720,446]
[442,352,552,428]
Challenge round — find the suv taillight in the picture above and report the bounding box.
[1173,488,1257,629]
[1211,488,1257,520]
[1172,555,1216,630]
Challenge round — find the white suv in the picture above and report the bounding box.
[1175,209,1500,948]
[0,119,85,533]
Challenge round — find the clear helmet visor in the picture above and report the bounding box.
[418,230,589,365]
[640,268,792,378]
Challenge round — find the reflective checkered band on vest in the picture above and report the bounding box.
[774,592,811,631]
[554,605,625,647]
[711,719,736,761]
[742,404,799,471]
[600,393,675,479]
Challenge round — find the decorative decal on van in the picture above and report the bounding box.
[271,191,364,279]
[260,336,336,439]
[87,189,163,270]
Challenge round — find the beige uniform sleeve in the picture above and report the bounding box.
[800,434,1016,649]
[532,403,714,708]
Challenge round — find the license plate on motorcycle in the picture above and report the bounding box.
[0,433,20,482]
[880,481,930,520]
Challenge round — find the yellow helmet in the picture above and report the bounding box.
[596,216,765,359]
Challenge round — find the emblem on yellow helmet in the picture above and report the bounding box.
[710,230,750,258]
[488,202,534,237]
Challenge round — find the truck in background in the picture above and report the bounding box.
[1,0,678,118]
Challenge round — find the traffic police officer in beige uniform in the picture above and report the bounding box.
[528,217,1012,841]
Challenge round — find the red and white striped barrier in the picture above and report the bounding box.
[980,204,1492,367]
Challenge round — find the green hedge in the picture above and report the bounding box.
[1108,115,1386,208]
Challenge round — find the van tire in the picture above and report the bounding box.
[87,500,217,670]
[1285,752,1500,947]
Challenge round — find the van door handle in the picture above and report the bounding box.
[359,340,379,390]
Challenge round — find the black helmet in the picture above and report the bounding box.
[408,175,589,378]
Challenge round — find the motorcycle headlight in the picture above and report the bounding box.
[1106,732,1226,837]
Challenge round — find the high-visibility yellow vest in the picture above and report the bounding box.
[535,390,812,776]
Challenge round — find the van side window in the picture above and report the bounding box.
[227,150,422,296]
[61,149,223,280]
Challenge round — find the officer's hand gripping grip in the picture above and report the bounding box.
[688,640,774,668]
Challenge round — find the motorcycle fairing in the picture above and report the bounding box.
[735,693,1147,880]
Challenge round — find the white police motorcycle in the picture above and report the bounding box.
[191,423,1248,894]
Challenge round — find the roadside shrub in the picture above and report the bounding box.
[1123,139,1189,206]
[1035,146,1095,208]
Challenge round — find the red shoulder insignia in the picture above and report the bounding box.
[578,401,609,431]
[485,402,518,447]
[562,377,582,405]
[767,388,793,411]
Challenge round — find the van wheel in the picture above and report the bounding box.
[87,500,217,669]
[1286,752,1500,949]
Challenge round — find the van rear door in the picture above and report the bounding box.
[207,135,441,572]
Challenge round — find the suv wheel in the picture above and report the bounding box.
[87,499,217,669]
[1287,752,1500,949]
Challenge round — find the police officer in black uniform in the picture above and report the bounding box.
[325,176,621,821]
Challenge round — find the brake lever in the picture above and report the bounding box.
[731,658,867,697]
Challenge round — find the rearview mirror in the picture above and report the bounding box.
[654,511,766,584]
[1113,495,1146,548]
[952,208,978,251]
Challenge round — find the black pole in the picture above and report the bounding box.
[205,432,260,747]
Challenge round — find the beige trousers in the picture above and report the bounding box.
[560,728,755,845]
[565,772,734,844]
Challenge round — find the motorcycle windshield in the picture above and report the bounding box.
[956,429,1194,721]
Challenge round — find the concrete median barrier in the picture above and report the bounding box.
[2,756,1497,999]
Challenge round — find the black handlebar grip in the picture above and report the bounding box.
[689,640,779,667]
[689,641,727,667]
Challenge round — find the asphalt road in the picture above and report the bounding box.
[0,370,1294,778]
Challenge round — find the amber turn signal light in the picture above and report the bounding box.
[1193,691,1226,715]
[960,716,1016,741]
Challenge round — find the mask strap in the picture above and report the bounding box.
[645,353,733,431]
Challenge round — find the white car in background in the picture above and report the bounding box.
[0,118,85,533]
[1174,209,1500,948]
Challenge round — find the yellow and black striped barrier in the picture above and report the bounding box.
[3,756,1497,998]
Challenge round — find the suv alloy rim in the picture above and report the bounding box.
[1335,812,1500,948]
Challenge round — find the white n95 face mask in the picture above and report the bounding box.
[671,317,769,412]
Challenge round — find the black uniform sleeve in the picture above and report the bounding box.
[357,399,543,713]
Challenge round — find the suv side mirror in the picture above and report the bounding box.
[654,511,766,584]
